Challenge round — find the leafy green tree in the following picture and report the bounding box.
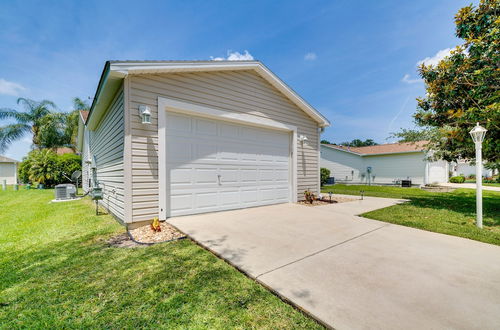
[0,98,56,152]
[342,139,378,147]
[320,139,332,144]
[37,113,68,149]
[389,128,438,143]
[409,0,499,162]
[17,149,81,186]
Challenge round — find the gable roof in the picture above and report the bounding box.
[322,141,429,156]
[86,60,330,129]
[0,155,18,163]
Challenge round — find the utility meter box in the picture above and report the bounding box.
[91,187,103,200]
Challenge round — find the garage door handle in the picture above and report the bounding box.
[217,174,221,185]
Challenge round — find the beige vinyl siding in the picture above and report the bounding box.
[127,70,320,222]
[89,87,125,221]
[82,130,90,192]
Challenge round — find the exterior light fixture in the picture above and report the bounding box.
[138,105,152,124]
[469,122,487,228]
[298,135,308,142]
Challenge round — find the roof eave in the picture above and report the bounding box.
[86,61,330,128]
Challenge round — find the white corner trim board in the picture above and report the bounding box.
[158,96,298,220]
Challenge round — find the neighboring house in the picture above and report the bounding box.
[320,141,449,186]
[450,160,494,178]
[0,155,18,184]
[77,60,329,224]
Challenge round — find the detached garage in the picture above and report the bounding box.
[320,142,449,186]
[78,60,329,224]
[0,155,18,185]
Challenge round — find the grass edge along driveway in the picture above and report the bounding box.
[322,184,500,246]
[0,189,322,329]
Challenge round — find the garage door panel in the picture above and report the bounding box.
[195,118,217,136]
[195,192,218,209]
[166,111,290,216]
[167,113,192,132]
[171,193,193,212]
[195,168,218,184]
[170,168,192,185]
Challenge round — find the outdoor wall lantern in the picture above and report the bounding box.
[138,105,152,124]
[469,122,487,229]
[298,135,308,143]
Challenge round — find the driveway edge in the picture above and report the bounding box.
[167,222,334,330]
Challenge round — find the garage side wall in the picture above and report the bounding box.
[320,147,364,183]
[363,153,426,185]
[127,70,320,222]
[0,163,17,184]
[88,87,125,221]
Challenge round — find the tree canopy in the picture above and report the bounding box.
[0,97,89,153]
[341,139,378,147]
[402,0,499,162]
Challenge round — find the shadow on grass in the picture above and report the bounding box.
[0,228,317,328]
[404,193,500,227]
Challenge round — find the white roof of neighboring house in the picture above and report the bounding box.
[322,141,429,156]
[85,60,330,129]
[0,155,19,163]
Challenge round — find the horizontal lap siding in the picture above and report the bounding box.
[128,70,319,222]
[90,88,125,221]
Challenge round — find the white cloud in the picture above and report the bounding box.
[0,78,26,96]
[304,52,317,61]
[401,74,422,84]
[211,50,254,61]
[417,48,452,67]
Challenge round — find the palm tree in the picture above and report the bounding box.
[64,97,90,148]
[0,98,57,153]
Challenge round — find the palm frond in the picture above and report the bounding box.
[0,123,31,153]
[0,108,33,123]
[72,97,90,111]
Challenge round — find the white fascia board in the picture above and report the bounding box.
[361,151,425,157]
[321,144,424,157]
[321,144,363,156]
[107,61,330,128]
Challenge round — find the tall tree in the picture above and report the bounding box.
[65,97,90,148]
[407,0,499,162]
[341,139,378,147]
[0,98,56,153]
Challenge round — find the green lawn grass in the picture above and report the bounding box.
[322,184,500,246]
[0,188,321,329]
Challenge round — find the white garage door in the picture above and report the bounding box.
[166,112,291,216]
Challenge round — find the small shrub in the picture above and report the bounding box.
[320,167,331,186]
[18,149,82,187]
[449,176,466,183]
[304,189,315,204]
[468,174,476,179]
[151,217,161,232]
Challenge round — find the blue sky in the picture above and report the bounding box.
[0,0,474,160]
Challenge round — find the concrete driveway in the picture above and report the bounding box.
[168,196,500,329]
[439,182,500,192]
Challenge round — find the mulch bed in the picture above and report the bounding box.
[106,222,186,248]
[297,196,357,206]
[128,222,186,244]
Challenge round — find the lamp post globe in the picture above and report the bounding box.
[469,122,487,229]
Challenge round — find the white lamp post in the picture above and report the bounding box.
[469,122,487,228]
